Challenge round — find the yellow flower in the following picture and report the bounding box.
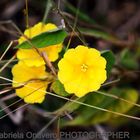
[17,22,62,67]
[12,62,48,103]
[58,45,107,97]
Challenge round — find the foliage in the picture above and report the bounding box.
[0,1,140,136]
[16,29,67,49]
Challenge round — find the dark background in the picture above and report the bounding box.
[0,0,140,140]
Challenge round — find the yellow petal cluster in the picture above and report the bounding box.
[12,62,48,103]
[58,45,107,97]
[17,22,62,67]
[12,22,63,103]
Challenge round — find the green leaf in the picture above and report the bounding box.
[61,88,138,126]
[101,50,115,77]
[61,92,106,126]
[15,29,67,49]
[91,88,138,124]
[51,80,69,97]
[109,88,138,116]
[109,100,140,126]
[120,49,139,69]
[51,80,86,122]
[79,28,119,43]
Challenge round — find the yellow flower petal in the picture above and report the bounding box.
[12,62,48,104]
[64,48,84,65]
[15,82,46,104]
[17,22,62,66]
[58,45,107,97]
[18,22,57,43]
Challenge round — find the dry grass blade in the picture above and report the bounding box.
[1,93,16,101]
[46,91,140,121]
[0,83,13,86]
[0,41,13,61]
[0,100,24,124]
[0,57,42,65]
[0,85,46,114]
[0,88,44,119]
[0,102,28,120]
[0,55,16,73]
[32,115,59,140]
[0,84,56,120]
[65,0,81,50]
[25,0,29,29]
[0,76,140,121]
[0,21,60,75]
[102,78,120,86]
[0,98,22,113]
[96,90,140,108]
[0,88,12,95]
[55,5,87,46]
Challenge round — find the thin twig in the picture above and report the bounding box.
[0,55,16,73]
[64,111,73,120]
[0,41,13,61]
[33,115,59,140]
[102,78,120,87]
[96,90,140,108]
[41,51,57,76]
[0,93,16,101]
[1,76,140,121]
[27,105,54,118]
[0,100,24,124]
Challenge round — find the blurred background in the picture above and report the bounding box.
[0,0,140,140]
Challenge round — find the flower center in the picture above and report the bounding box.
[81,64,88,72]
